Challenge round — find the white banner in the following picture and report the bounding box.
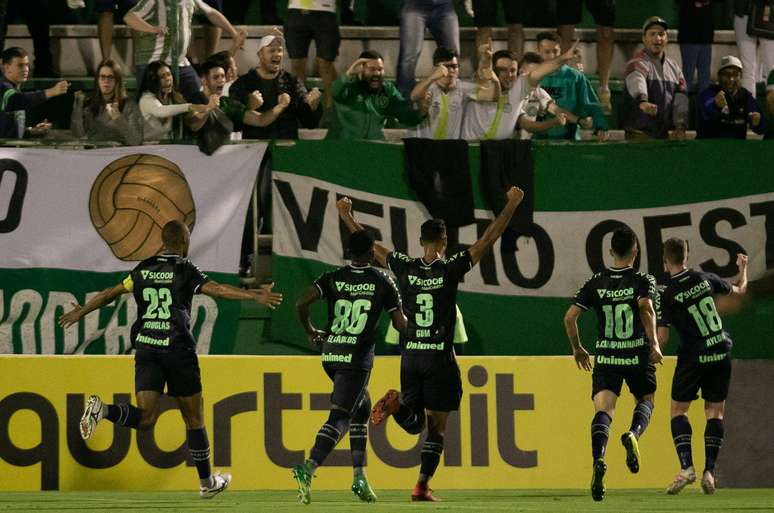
[273,172,772,297]
[0,144,266,273]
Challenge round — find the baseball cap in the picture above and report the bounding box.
[258,35,284,52]
[642,16,668,33]
[718,55,743,72]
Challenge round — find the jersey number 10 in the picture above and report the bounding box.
[602,303,634,339]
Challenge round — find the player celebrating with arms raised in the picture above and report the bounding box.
[563,226,663,501]
[59,220,282,498]
[337,186,524,501]
[293,230,407,504]
[659,239,748,495]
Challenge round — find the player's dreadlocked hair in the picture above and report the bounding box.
[420,219,447,243]
[349,230,375,261]
[663,237,688,266]
[611,226,638,258]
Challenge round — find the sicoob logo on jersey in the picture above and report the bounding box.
[89,154,196,261]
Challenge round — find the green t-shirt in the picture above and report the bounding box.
[219,96,247,128]
[538,64,609,140]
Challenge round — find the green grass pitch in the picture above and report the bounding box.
[1,490,773,513]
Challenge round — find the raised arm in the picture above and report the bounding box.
[564,305,591,371]
[336,197,391,268]
[124,10,167,35]
[58,282,128,328]
[638,297,663,364]
[731,253,748,296]
[526,39,580,88]
[295,285,326,346]
[201,281,282,308]
[467,186,524,265]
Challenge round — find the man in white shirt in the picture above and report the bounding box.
[461,40,579,141]
[406,43,499,139]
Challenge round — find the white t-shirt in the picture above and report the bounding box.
[405,81,477,139]
[288,0,336,13]
[461,76,532,141]
[518,86,553,140]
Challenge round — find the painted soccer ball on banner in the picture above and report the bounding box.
[88,154,196,261]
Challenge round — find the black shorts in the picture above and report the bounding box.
[472,0,525,27]
[194,0,223,26]
[672,355,731,403]
[556,0,615,27]
[592,363,656,399]
[135,348,202,397]
[284,9,341,62]
[400,352,462,412]
[323,365,371,414]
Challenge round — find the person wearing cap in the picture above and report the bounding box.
[124,0,246,104]
[326,50,424,140]
[623,17,689,140]
[697,55,766,139]
[228,31,323,140]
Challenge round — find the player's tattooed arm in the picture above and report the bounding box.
[336,197,391,268]
[638,298,663,364]
[296,285,326,346]
[731,253,748,296]
[58,283,128,328]
[563,305,592,371]
[201,281,283,309]
[468,186,524,266]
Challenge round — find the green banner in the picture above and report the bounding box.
[272,140,774,358]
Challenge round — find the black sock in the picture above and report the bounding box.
[350,392,370,470]
[419,432,444,482]
[591,411,612,460]
[671,415,693,470]
[310,409,350,467]
[105,403,141,429]
[393,404,425,435]
[629,399,654,438]
[704,418,724,472]
[186,428,212,481]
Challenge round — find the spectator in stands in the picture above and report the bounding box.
[207,50,239,96]
[406,44,500,139]
[460,41,580,141]
[556,0,615,114]
[229,31,322,139]
[0,0,56,77]
[95,0,137,62]
[0,47,69,139]
[327,50,423,140]
[535,31,608,141]
[468,0,524,61]
[124,0,246,104]
[697,55,766,139]
[284,0,340,109]
[137,61,209,140]
[734,0,774,94]
[396,0,460,100]
[516,52,569,140]
[677,0,714,93]
[623,17,688,140]
[71,59,143,145]
[189,0,229,62]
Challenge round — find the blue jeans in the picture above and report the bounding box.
[135,63,206,104]
[396,0,460,99]
[680,44,711,93]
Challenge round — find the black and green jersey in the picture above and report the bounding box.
[123,253,208,352]
[219,96,247,129]
[574,266,657,367]
[314,264,401,370]
[658,269,733,362]
[387,250,473,354]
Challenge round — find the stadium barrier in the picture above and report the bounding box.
[0,355,732,491]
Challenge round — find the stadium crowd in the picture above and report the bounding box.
[0,0,772,147]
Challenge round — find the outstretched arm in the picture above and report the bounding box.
[638,298,663,364]
[564,305,592,371]
[336,197,391,268]
[58,283,128,328]
[467,186,524,265]
[201,281,283,309]
[526,39,580,88]
[296,285,326,346]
